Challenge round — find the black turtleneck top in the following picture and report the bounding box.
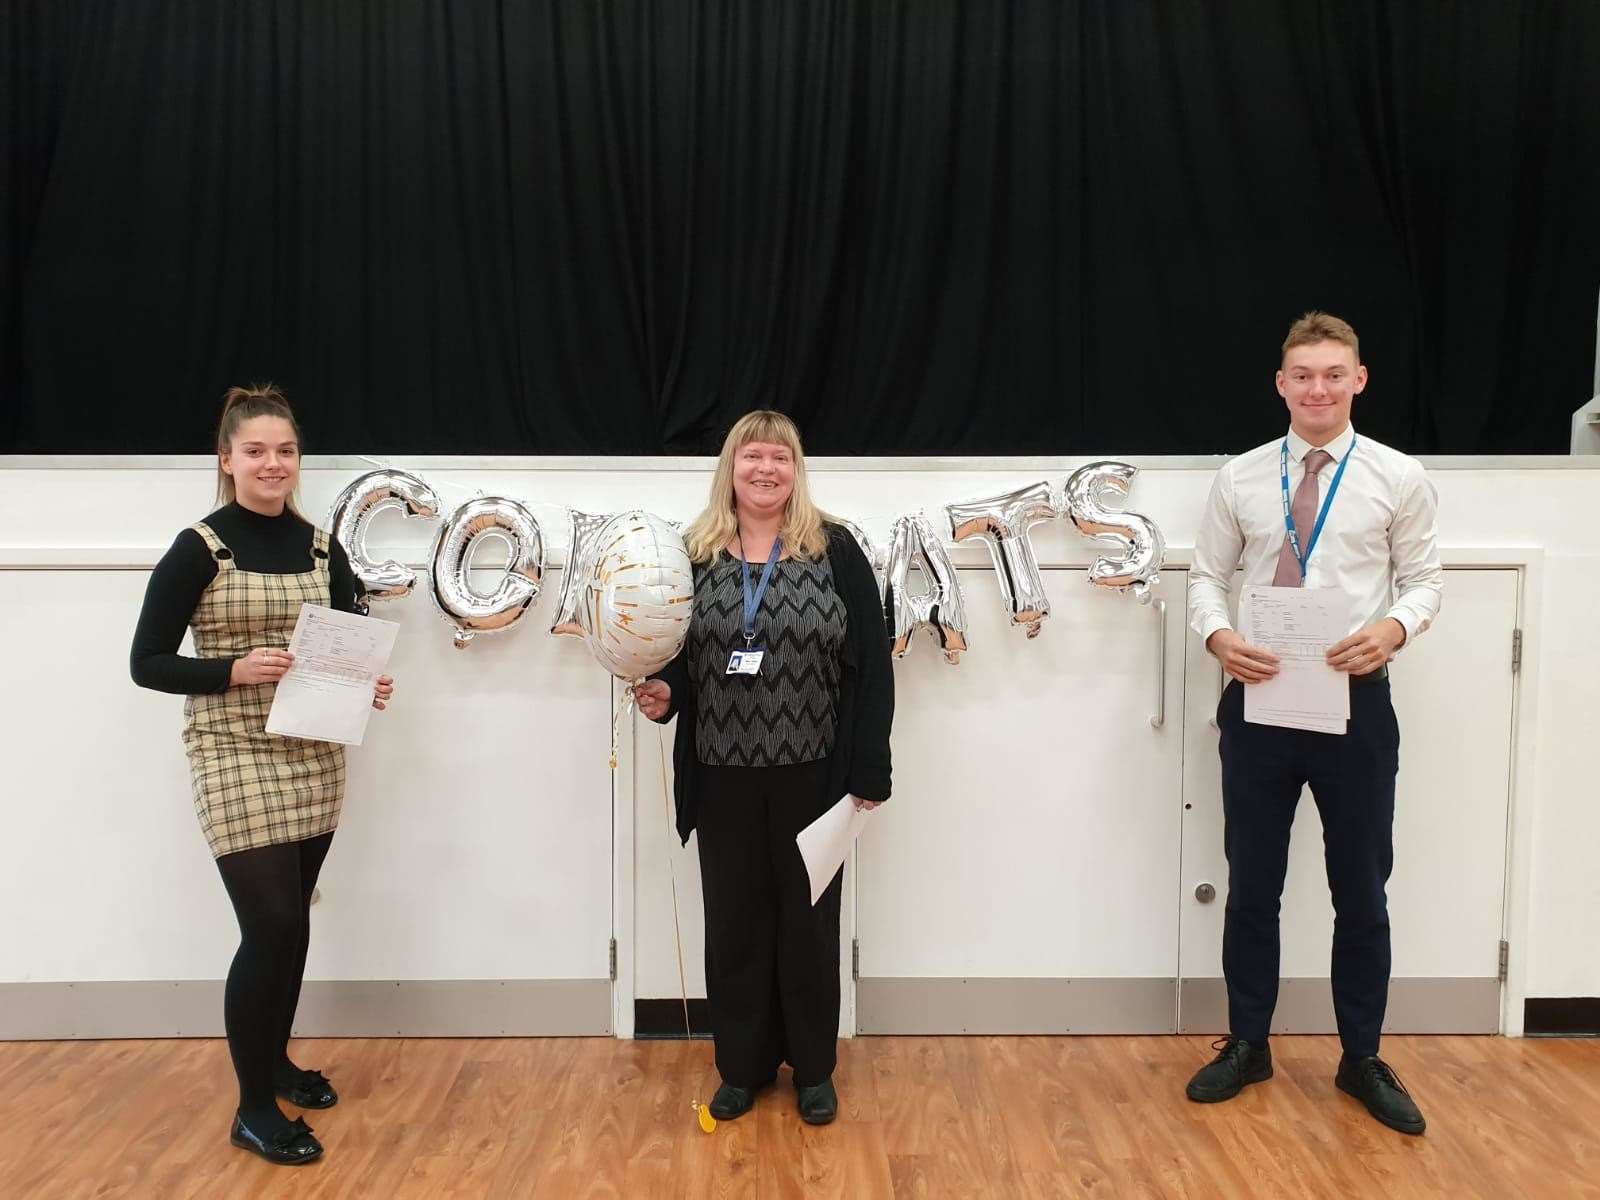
[130,502,360,696]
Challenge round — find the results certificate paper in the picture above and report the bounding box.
[1240,585,1350,735]
[795,795,872,906]
[266,605,399,746]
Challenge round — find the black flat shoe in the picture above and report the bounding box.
[1336,1055,1426,1135]
[1185,1037,1273,1103]
[708,1075,775,1121]
[796,1078,838,1126]
[275,1067,338,1109]
[229,1113,324,1166]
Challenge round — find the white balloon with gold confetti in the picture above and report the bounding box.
[581,510,694,683]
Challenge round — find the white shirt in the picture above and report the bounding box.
[1187,423,1443,647]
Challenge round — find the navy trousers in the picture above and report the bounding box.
[1217,676,1400,1058]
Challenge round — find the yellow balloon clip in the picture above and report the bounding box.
[695,1101,717,1134]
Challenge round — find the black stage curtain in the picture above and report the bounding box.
[5,1,1598,455]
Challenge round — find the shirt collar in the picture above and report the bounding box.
[1286,422,1355,464]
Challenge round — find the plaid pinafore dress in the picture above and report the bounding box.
[182,521,347,858]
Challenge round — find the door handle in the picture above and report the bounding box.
[1150,599,1167,729]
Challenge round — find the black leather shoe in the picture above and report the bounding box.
[708,1075,774,1121]
[229,1113,324,1166]
[796,1078,838,1126]
[275,1067,338,1109]
[1336,1055,1426,1135]
[1185,1037,1273,1103]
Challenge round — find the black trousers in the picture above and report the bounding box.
[1217,677,1399,1059]
[696,760,841,1089]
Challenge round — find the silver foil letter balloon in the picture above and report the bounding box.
[945,481,1058,637]
[549,510,612,638]
[428,497,546,648]
[1061,461,1166,603]
[884,513,969,664]
[580,511,694,681]
[326,469,441,608]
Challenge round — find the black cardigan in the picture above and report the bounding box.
[649,523,895,844]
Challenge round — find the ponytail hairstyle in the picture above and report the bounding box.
[214,383,304,514]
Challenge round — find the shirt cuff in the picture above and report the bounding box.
[1196,614,1233,646]
[1383,607,1420,652]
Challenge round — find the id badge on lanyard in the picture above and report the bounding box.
[726,535,781,676]
[725,648,764,675]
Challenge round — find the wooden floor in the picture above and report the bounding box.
[1,1035,1597,1198]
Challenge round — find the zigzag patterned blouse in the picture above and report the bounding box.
[687,553,849,767]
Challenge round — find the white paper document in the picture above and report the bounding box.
[795,795,871,906]
[1240,586,1350,735]
[265,605,399,746]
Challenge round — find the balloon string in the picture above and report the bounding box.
[349,466,1129,561]
[358,455,482,502]
[608,684,637,771]
[355,455,574,518]
[658,723,699,1057]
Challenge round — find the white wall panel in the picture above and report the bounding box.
[2,456,1596,1024]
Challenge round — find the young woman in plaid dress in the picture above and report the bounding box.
[131,386,396,1167]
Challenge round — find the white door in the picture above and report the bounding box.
[629,692,858,1040]
[324,582,616,1010]
[2,570,218,989]
[1177,567,1519,1033]
[855,567,1186,1033]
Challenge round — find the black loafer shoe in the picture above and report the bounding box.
[1336,1055,1426,1135]
[276,1068,338,1109]
[229,1113,324,1166]
[796,1078,838,1126]
[708,1075,774,1121]
[1186,1037,1273,1103]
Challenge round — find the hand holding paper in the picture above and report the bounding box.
[796,795,872,905]
[1326,618,1406,674]
[1240,585,1350,735]
[266,605,399,745]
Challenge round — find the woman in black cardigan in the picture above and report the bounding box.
[635,410,893,1126]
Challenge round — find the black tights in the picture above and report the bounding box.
[216,833,333,1132]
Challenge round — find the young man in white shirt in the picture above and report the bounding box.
[1184,312,1443,1135]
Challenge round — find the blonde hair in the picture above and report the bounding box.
[215,383,304,515]
[1282,311,1360,362]
[684,410,833,564]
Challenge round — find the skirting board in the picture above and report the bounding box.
[1178,978,1501,1035]
[3,977,1501,1039]
[857,978,1178,1035]
[0,980,613,1040]
[856,977,1501,1035]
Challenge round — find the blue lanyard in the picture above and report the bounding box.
[1279,435,1356,579]
[738,533,782,647]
